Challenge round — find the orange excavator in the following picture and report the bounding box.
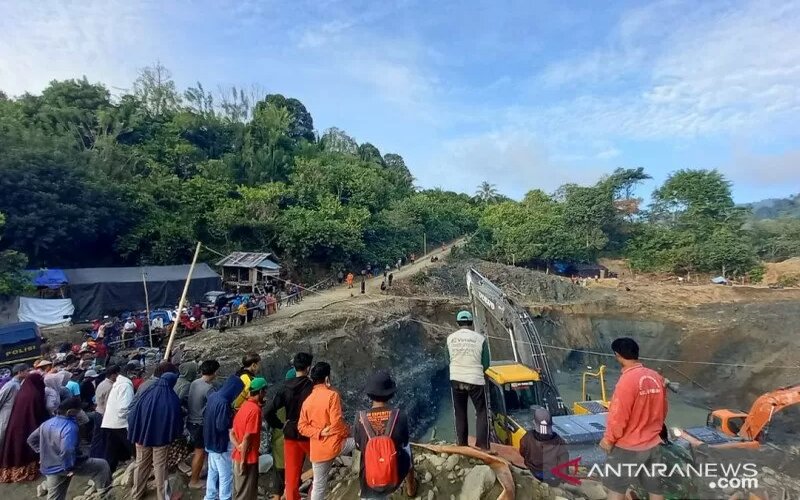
[674,384,800,449]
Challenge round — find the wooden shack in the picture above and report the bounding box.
[216,252,281,292]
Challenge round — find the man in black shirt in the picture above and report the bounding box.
[353,371,417,500]
[264,353,314,500]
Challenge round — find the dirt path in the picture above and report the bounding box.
[271,240,462,320]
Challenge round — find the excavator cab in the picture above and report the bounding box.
[707,409,748,437]
[572,365,610,415]
[485,363,547,449]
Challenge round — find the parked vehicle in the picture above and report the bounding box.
[0,322,44,377]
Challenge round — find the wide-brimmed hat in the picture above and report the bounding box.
[365,370,397,399]
[34,359,53,369]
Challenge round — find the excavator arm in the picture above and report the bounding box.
[466,269,568,415]
[739,384,800,441]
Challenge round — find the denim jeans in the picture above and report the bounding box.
[205,446,233,500]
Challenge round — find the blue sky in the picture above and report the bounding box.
[1,0,799,202]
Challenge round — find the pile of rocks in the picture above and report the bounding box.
[327,446,609,500]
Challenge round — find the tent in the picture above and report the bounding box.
[18,297,74,327]
[29,269,69,289]
[63,264,221,322]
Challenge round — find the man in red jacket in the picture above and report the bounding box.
[600,337,668,500]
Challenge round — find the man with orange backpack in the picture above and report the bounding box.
[353,371,417,500]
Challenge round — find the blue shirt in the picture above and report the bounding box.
[66,380,80,397]
[27,415,79,475]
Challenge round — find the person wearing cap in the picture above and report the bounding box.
[446,310,491,452]
[0,363,30,451]
[27,397,110,500]
[264,353,315,500]
[353,370,417,499]
[80,370,99,408]
[230,376,268,500]
[519,406,569,485]
[298,362,355,500]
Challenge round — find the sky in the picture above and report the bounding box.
[1,0,799,203]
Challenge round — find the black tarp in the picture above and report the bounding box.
[63,264,221,321]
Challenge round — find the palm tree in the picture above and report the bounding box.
[475,181,499,203]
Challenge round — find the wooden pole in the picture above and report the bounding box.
[164,242,202,360]
[142,271,153,348]
[423,233,427,256]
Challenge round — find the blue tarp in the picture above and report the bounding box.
[711,276,728,284]
[29,269,68,289]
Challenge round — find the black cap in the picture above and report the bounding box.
[365,370,397,399]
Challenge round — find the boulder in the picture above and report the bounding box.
[428,490,436,500]
[459,465,496,500]
[423,471,433,484]
[577,480,607,500]
[427,454,446,468]
[444,454,460,472]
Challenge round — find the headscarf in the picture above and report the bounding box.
[203,374,244,454]
[174,361,197,402]
[0,373,48,470]
[44,371,72,404]
[128,372,183,447]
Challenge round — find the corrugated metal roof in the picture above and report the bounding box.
[215,252,281,269]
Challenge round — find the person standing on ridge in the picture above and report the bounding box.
[204,374,244,500]
[446,310,491,452]
[298,362,355,500]
[353,370,417,499]
[264,353,315,500]
[233,353,261,410]
[0,363,29,451]
[187,359,219,489]
[346,272,355,289]
[230,377,268,500]
[600,337,668,500]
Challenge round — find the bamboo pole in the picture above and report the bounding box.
[142,271,153,348]
[164,242,202,360]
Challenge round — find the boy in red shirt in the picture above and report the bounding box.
[231,377,267,500]
[600,337,668,500]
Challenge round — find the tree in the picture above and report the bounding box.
[264,94,315,142]
[475,182,499,203]
[320,127,358,155]
[133,62,181,118]
[0,213,30,295]
[358,142,383,165]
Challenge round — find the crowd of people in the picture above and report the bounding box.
[0,292,669,500]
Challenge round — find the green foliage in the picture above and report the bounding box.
[748,264,765,284]
[0,213,30,295]
[777,274,800,287]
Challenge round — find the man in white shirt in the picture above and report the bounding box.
[100,363,134,471]
[446,310,492,452]
[123,318,137,347]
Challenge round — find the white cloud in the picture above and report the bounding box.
[728,148,800,188]
[427,131,607,198]
[529,0,800,140]
[0,1,160,96]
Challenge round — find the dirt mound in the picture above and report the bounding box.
[764,257,800,285]
[393,258,590,304]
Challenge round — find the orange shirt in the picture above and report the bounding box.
[231,399,261,464]
[604,363,668,451]
[297,384,350,462]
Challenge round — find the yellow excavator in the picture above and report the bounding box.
[467,269,609,455]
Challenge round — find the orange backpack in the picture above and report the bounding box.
[359,409,400,491]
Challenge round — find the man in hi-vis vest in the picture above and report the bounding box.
[446,310,491,452]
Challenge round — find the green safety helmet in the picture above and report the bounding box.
[456,310,473,322]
